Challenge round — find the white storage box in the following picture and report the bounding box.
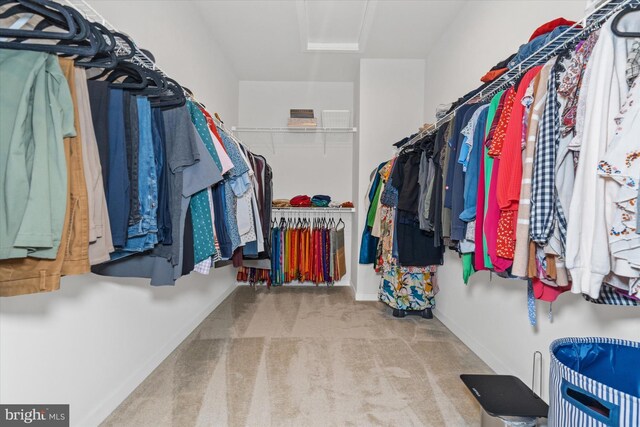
[321,110,351,128]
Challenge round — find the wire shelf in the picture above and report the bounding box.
[63,0,166,75]
[272,207,355,213]
[411,0,639,144]
[232,127,357,133]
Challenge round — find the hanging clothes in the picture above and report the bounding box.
[238,212,347,286]
[567,16,640,299]
[361,11,640,316]
[0,34,273,296]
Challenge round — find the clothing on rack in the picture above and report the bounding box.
[360,140,444,310]
[362,7,640,316]
[0,6,273,296]
[237,212,347,286]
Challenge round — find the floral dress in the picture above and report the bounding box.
[377,205,437,310]
[379,263,437,310]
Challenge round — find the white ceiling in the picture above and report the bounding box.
[302,1,371,49]
[192,0,467,82]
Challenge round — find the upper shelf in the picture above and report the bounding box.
[231,126,357,133]
[272,207,355,213]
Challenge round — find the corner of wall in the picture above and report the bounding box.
[79,277,238,426]
[433,307,512,375]
[350,65,362,293]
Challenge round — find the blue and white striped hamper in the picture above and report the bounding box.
[549,337,640,427]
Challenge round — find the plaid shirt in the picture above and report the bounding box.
[194,258,212,275]
[530,58,567,247]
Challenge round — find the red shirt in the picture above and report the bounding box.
[529,18,580,41]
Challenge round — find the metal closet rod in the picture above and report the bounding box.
[405,0,638,147]
[63,0,251,151]
[272,208,355,213]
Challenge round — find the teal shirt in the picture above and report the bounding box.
[187,101,221,263]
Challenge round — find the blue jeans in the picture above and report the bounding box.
[110,96,158,259]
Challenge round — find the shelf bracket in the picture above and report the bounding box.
[270,133,276,155]
[323,133,327,156]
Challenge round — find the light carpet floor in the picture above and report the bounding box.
[101,286,492,427]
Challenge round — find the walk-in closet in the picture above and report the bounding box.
[1,1,639,426]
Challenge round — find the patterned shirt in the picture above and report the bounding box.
[488,88,516,158]
[558,32,599,138]
[187,101,220,263]
[485,91,508,148]
[627,40,640,88]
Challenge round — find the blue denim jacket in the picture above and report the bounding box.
[460,107,489,222]
[508,26,580,69]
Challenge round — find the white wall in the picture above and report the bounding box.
[351,67,362,297]
[0,2,240,426]
[424,0,640,400]
[0,272,237,426]
[238,81,354,201]
[238,81,355,287]
[355,59,425,300]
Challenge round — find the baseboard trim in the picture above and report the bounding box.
[79,282,238,427]
[355,292,379,301]
[236,282,352,287]
[433,307,511,375]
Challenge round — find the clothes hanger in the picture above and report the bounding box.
[55,19,112,65]
[99,60,150,90]
[393,134,414,149]
[0,1,100,56]
[151,78,186,109]
[72,22,119,69]
[612,6,640,38]
[0,0,78,41]
[111,32,136,60]
[8,0,101,57]
[336,218,345,229]
[89,22,116,51]
[133,67,169,96]
[30,3,89,40]
[90,35,162,82]
[99,59,167,96]
[74,30,134,70]
[136,49,170,95]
